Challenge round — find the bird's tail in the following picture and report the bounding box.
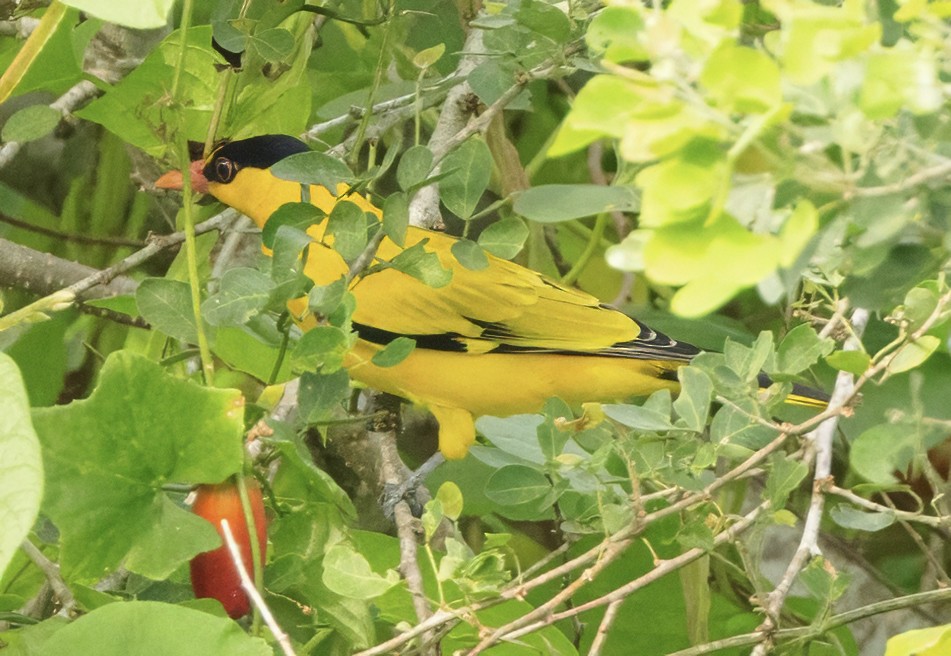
[758,373,830,408]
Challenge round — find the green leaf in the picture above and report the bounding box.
[439,138,493,220]
[799,556,851,603]
[271,224,313,285]
[371,337,416,368]
[516,0,572,42]
[765,454,808,509]
[602,403,675,432]
[388,241,452,288]
[537,398,572,460]
[829,504,895,532]
[484,465,555,508]
[586,6,648,63]
[436,482,463,521]
[382,192,410,247]
[298,369,351,424]
[549,75,642,156]
[0,354,43,579]
[290,326,350,373]
[775,323,834,376]
[887,335,940,374]
[514,185,639,223]
[326,201,371,263]
[450,239,489,271]
[478,217,528,259]
[673,367,713,432]
[271,151,353,190]
[32,352,244,579]
[124,496,219,579]
[710,405,774,450]
[202,268,274,327]
[59,0,175,28]
[885,625,951,656]
[850,423,916,484]
[41,601,270,655]
[413,43,445,69]
[261,202,324,249]
[397,146,434,191]
[308,278,347,317]
[76,27,219,154]
[825,350,870,376]
[135,278,197,343]
[699,44,781,113]
[249,27,294,63]
[322,544,400,600]
[1,105,61,143]
[779,200,819,268]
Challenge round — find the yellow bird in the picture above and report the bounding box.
[157,134,827,459]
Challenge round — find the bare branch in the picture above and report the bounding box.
[220,520,296,656]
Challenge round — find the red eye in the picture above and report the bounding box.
[214,157,236,182]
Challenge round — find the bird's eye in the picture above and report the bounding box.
[214,157,236,182]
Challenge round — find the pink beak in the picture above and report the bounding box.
[155,159,209,194]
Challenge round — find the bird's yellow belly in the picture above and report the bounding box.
[345,340,680,417]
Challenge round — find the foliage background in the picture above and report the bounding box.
[2,0,951,654]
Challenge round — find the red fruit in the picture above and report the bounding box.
[189,478,267,618]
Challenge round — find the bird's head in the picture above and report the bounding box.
[155,134,311,226]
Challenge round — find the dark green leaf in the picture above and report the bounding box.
[298,370,350,424]
[370,337,416,367]
[603,403,675,431]
[450,239,489,271]
[514,185,639,223]
[308,277,347,316]
[290,326,351,373]
[850,423,916,484]
[775,324,834,376]
[799,557,851,603]
[326,201,371,263]
[271,151,354,190]
[397,146,434,191]
[322,544,400,600]
[765,454,808,509]
[202,268,274,326]
[478,217,528,259]
[829,504,895,532]
[388,241,452,288]
[382,192,409,247]
[250,27,294,62]
[135,278,197,343]
[485,465,554,507]
[32,352,243,579]
[2,105,61,143]
[439,139,493,220]
[41,601,269,655]
[673,367,713,432]
[262,202,324,249]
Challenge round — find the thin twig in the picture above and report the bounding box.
[219,520,296,656]
[0,212,147,248]
[826,484,949,529]
[20,540,76,617]
[667,586,951,656]
[588,599,623,656]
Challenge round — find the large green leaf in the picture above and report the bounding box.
[32,352,244,579]
[41,601,270,655]
[0,354,43,578]
[514,184,639,223]
[60,0,176,29]
[77,27,219,155]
